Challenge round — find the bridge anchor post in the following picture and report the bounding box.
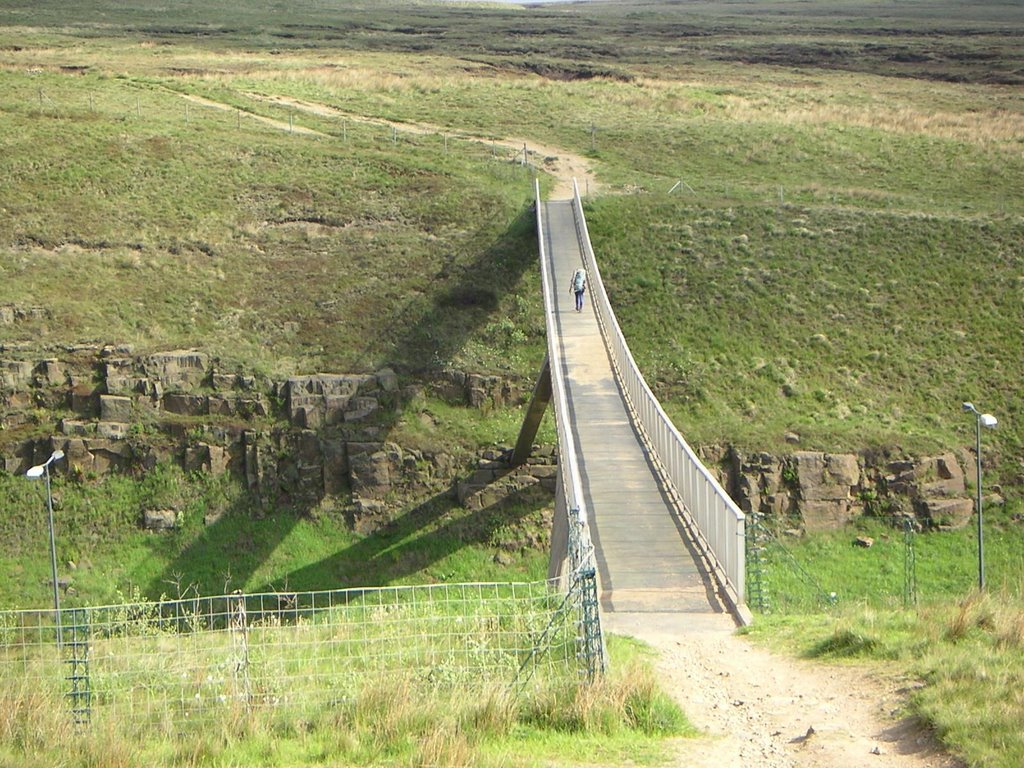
[510,355,551,467]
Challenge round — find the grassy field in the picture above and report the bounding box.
[0,459,552,610]
[1,0,1020,449]
[0,628,690,768]
[1,2,1023,764]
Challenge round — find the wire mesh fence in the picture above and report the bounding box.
[747,510,1024,615]
[0,578,594,734]
[746,513,919,615]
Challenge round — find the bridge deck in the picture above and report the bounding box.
[541,200,727,615]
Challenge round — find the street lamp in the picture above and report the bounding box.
[27,449,65,646]
[962,403,997,590]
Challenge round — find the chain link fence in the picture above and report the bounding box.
[0,577,598,733]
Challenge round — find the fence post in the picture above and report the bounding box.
[64,608,91,725]
[230,591,252,707]
[903,518,917,607]
[575,565,605,680]
[746,512,769,614]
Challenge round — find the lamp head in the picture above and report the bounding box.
[26,465,44,479]
[962,402,976,414]
[51,450,65,461]
[980,414,998,429]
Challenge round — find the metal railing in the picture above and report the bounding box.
[534,180,606,676]
[568,181,747,610]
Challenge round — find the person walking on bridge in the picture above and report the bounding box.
[570,267,587,312]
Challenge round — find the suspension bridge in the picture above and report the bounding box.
[514,181,749,656]
[0,180,750,730]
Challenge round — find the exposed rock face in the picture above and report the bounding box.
[0,347,982,537]
[793,451,861,530]
[456,445,558,511]
[723,448,973,532]
[100,395,134,423]
[286,374,370,428]
[0,360,34,390]
[430,369,522,410]
[0,305,52,326]
[0,348,538,535]
[884,452,974,528]
[728,451,795,520]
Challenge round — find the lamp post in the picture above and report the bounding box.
[962,403,997,590]
[27,449,65,646]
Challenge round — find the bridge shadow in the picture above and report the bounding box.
[143,201,541,599]
[379,202,538,374]
[143,485,546,599]
[250,489,545,594]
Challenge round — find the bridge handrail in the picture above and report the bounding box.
[569,181,746,608]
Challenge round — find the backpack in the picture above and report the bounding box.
[573,269,587,291]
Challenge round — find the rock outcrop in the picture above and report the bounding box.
[723,448,975,532]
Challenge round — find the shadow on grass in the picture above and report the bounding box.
[251,490,544,594]
[144,485,546,599]
[805,628,880,659]
[378,203,538,374]
[142,201,542,598]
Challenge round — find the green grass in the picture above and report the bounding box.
[0,456,554,608]
[585,196,1024,459]
[0,65,546,378]
[0,626,689,768]
[743,593,1024,768]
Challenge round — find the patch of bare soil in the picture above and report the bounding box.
[603,612,964,768]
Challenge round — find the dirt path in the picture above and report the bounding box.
[184,91,597,199]
[181,94,330,137]
[250,94,597,199]
[604,612,962,768]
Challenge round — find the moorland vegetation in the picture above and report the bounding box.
[1,0,1023,765]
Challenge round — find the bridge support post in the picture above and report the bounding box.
[511,355,551,466]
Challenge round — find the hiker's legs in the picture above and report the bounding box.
[575,290,584,311]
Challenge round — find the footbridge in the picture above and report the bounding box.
[515,182,748,658]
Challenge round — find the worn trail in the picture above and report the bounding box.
[605,613,961,768]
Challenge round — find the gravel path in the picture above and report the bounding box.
[603,612,963,768]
